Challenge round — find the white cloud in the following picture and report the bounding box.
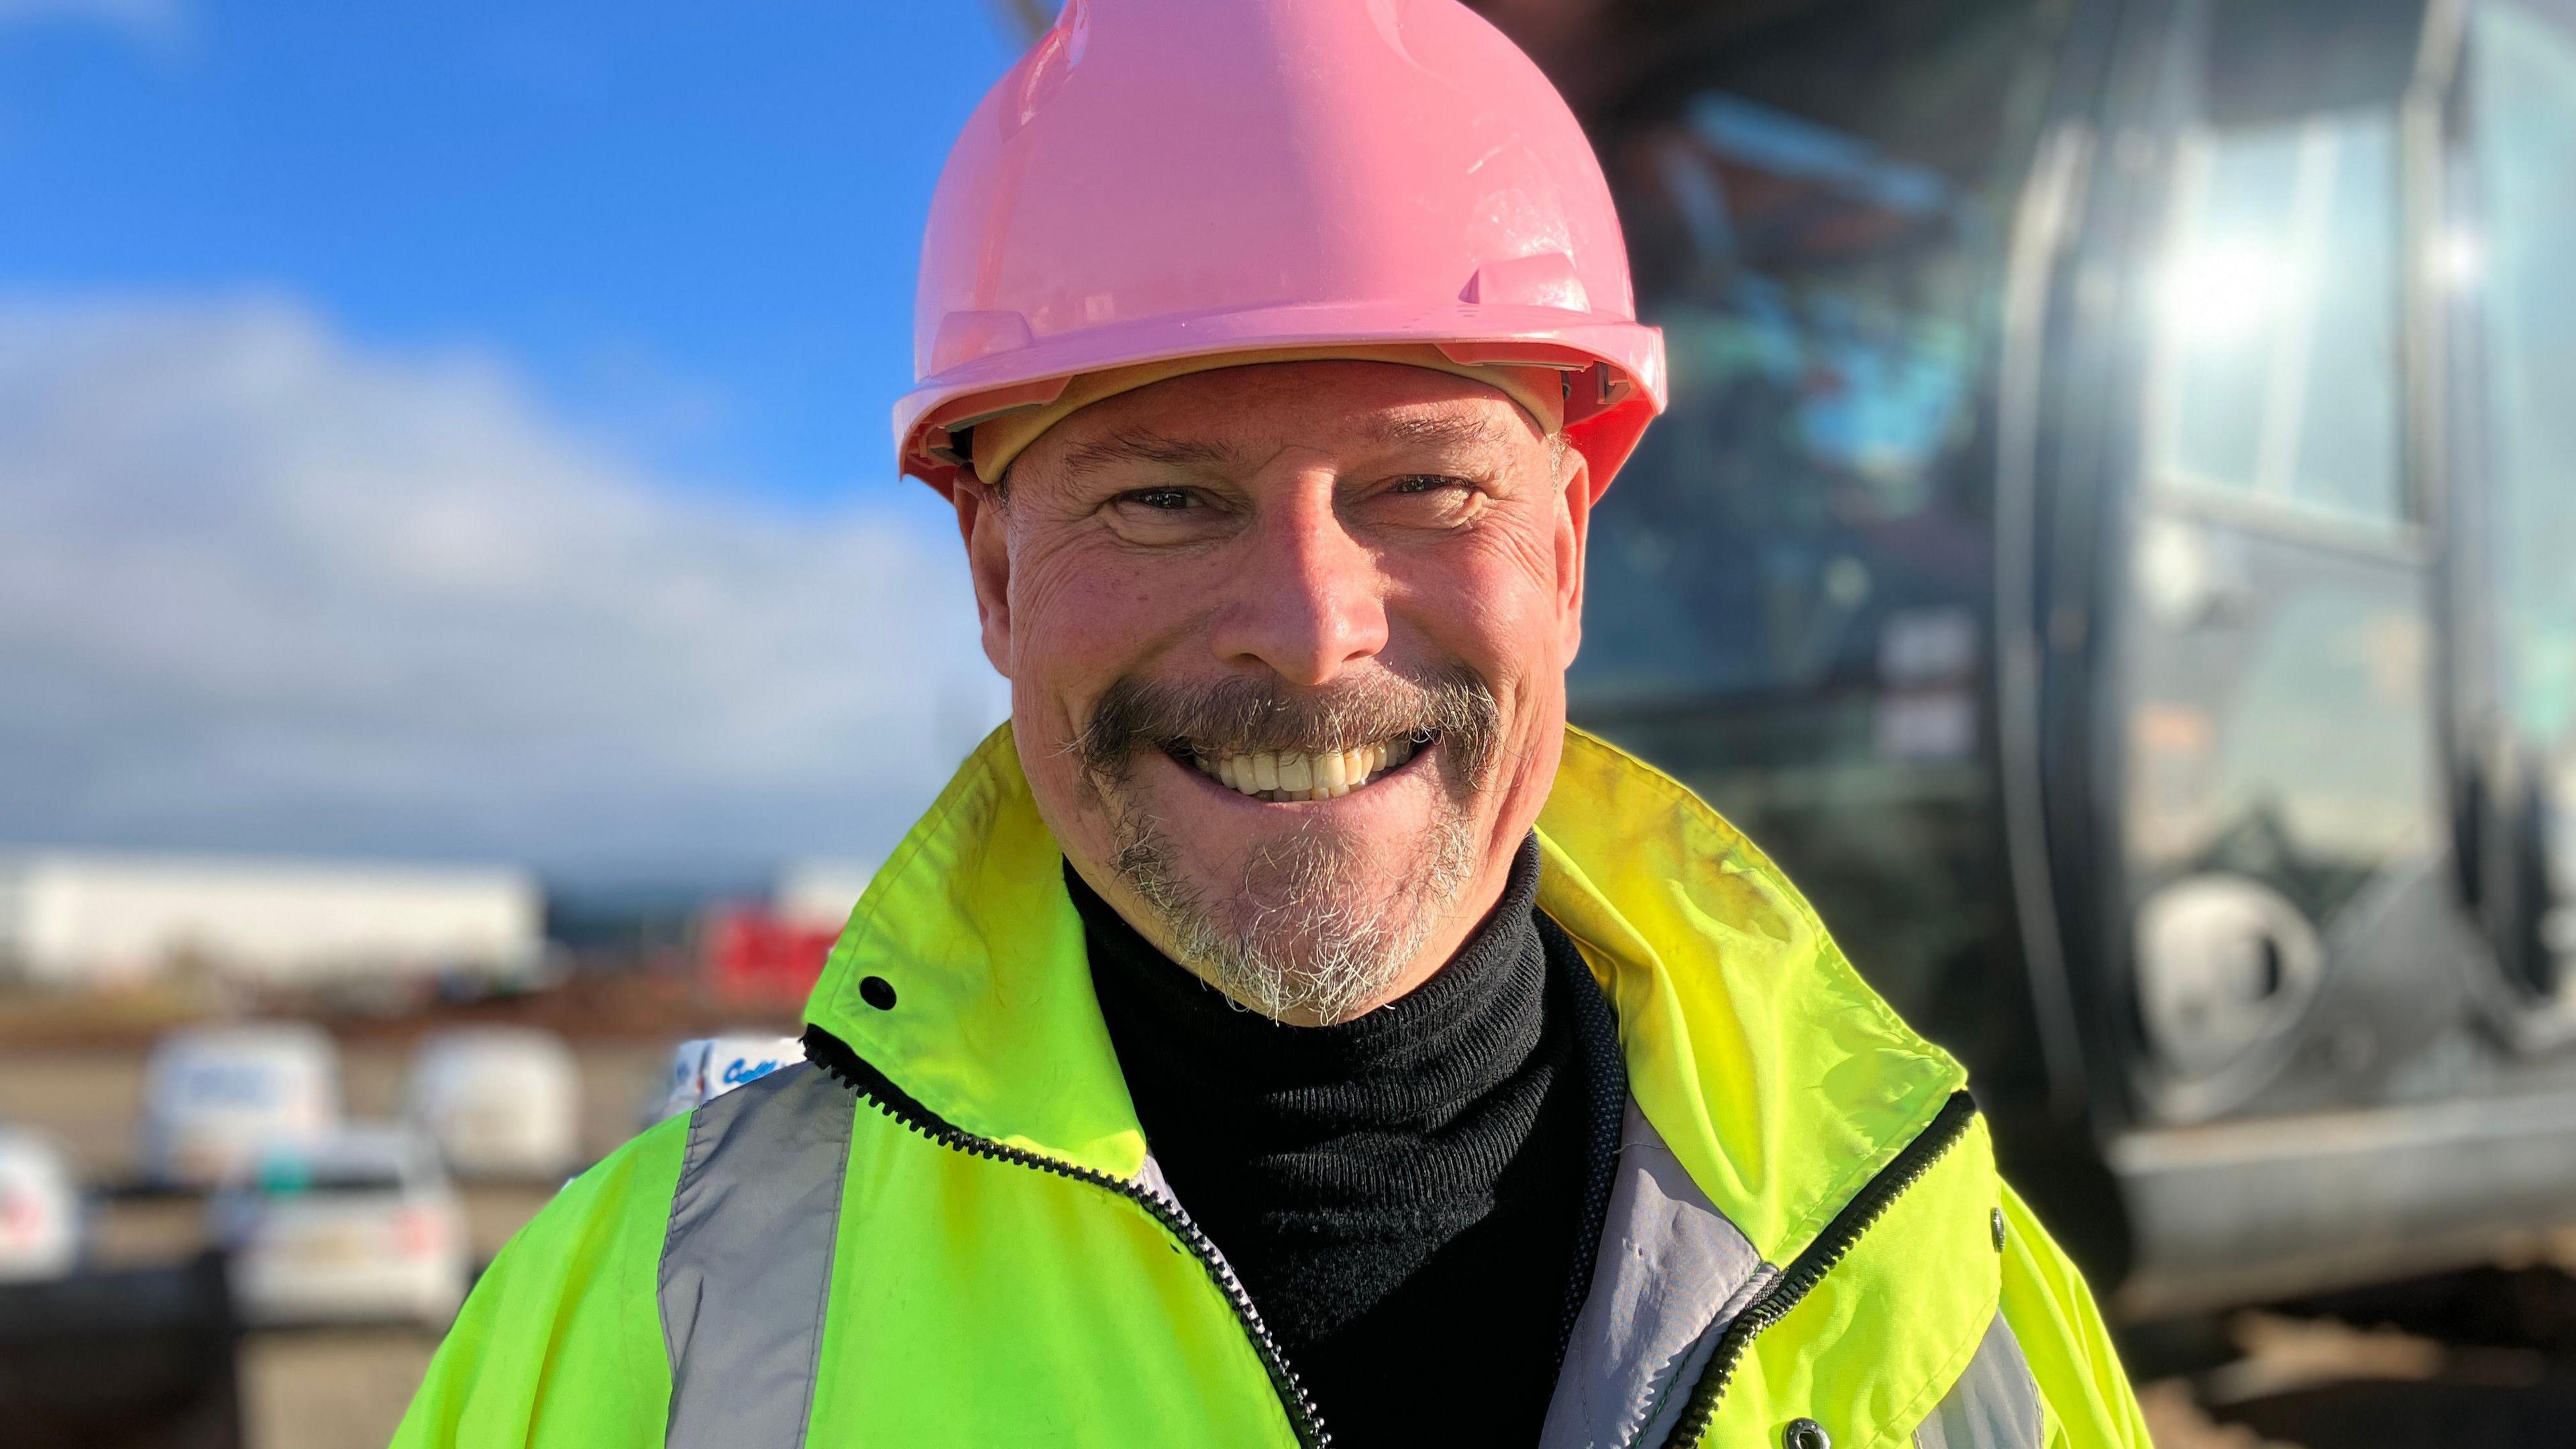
[0,294,1003,879]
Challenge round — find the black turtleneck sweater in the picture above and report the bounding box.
[1069,837,1625,1448]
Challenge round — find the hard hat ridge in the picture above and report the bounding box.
[896,0,1665,498]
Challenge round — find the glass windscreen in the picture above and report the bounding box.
[2471,0,2576,757]
[2123,90,2423,940]
[1562,0,2067,1089]
[2143,110,2405,530]
[2464,0,2576,978]
[1572,0,2063,715]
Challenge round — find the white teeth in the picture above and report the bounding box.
[1275,753,1313,793]
[1316,750,1348,792]
[1193,737,1424,802]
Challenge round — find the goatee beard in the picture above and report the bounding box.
[1107,802,1479,1022]
[1073,665,1501,1022]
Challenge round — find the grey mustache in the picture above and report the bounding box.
[1078,667,1501,787]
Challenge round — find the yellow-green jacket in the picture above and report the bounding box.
[395,727,2151,1448]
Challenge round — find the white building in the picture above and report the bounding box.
[773,858,878,931]
[0,849,543,989]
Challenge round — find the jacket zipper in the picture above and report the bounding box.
[1655,1090,1980,1449]
[800,1024,1335,1448]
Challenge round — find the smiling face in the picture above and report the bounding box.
[952,360,1591,1024]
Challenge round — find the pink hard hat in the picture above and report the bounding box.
[896,0,1666,500]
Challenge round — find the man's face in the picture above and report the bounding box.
[953,361,1589,1024]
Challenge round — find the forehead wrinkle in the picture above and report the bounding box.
[1054,428,1242,486]
[1360,408,1523,458]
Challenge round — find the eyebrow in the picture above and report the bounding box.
[1055,429,1240,485]
[1360,410,1520,455]
[1051,410,1520,490]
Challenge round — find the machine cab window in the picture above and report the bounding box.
[2452,0,2576,1007]
[1566,0,2069,1096]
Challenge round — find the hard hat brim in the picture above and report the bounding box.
[896,301,1666,501]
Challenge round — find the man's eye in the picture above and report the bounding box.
[1379,474,1485,511]
[1122,488,1194,511]
[1389,475,1459,495]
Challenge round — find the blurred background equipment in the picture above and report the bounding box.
[771,859,877,935]
[0,1,1004,1439]
[0,1125,83,1282]
[697,908,841,1011]
[0,851,543,994]
[642,1034,806,1128]
[0,1253,243,1449]
[208,1126,466,1330]
[138,1024,341,1193]
[694,858,877,1010]
[402,1027,581,1181]
[1436,0,2576,1328]
[0,1019,759,1449]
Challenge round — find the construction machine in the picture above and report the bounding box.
[991,0,2576,1320]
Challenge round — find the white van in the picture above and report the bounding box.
[0,1127,81,1281]
[405,1026,581,1179]
[210,1124,468,1327]
[643,1034,804,1127]
[138,1022,340,1189]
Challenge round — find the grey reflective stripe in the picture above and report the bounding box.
[1914,1313,2045,1449]
[1540,1100,1774,1449]
[660,1062,854,1449]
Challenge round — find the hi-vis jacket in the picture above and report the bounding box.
[395,727,2151,1449]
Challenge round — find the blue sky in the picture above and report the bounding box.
[0,0,1026,506]
[0,1,1045,883]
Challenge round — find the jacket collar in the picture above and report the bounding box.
[806,724,1966,1263]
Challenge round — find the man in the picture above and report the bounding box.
[398,1,2149,1446]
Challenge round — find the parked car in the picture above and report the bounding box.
[209,1126,467,1328]
[0,1128,80,1281]
[405,1026,581,1179]
[138,1022,339,1190]
[643,1034,804,1127]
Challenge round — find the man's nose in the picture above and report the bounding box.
[1208,488,1389,687]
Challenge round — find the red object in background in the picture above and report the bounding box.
[702,907,839,1007]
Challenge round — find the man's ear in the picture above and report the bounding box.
[951,473,1014,678]
[1554,446,1591,664]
